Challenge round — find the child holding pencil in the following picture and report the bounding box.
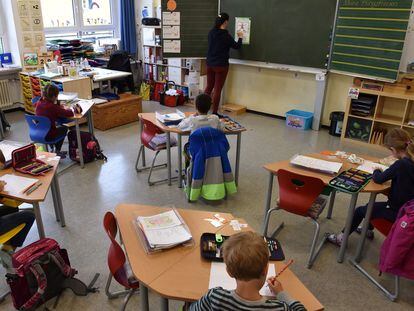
[189,231,306,311]
[328,128,414,245]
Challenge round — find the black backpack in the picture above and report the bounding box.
[107,50,135,92]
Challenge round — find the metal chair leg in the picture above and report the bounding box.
[262,207,284,238]
[135,145,144,172]
[307,219,328,269]
[120,289,136,311]
[148,151,161,185]
[350,259,400,301]
[105,274,131,299]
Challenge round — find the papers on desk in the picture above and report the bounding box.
[357,161,388,174]
[58,92,78,102]
[135,209,193,253]
[209,262,276,297]
[0,174,38,194]
[290,155,343,175]
[0,141,25,164]
[155,110,185,126]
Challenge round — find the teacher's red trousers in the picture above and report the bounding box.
[204,66,229,113]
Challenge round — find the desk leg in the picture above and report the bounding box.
[51,177,60,222]
[52,174,66,227]
[327,189,337,219]
[178,134,183,189]
[235,132,241,186]
[354,193,377,263]
[140,120,146,167]
[262,173,274,235]
[161,298,169,311]
[88,109,95,136]
[75,119,85,168]
[166,132,172,186]
[0,114,4,140]
[33,202,45,239]
[338,193,358,263]
[99,82,103,93]
[140,284,149,311]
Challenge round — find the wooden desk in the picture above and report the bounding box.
[0,151,64,238]
[138,112,245,187]
[263,152,391,263]
[115,204,324,311]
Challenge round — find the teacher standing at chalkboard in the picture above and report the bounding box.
[205,13,243,115]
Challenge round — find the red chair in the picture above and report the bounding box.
[135,118,176,186]
[103,212,139,310]
[262,169,329,268]
[351,219,400,301]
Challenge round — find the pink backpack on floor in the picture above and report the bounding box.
[6,238,98,310]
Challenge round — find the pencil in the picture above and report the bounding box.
[276,259,294,277]
[26,182,42,195]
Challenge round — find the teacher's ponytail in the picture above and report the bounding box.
[215,12,229,29]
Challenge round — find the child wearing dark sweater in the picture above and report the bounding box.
[328,128,414,245]
[190,232,306,311]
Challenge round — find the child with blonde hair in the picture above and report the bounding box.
[190,231,306,311]
[328,128,414,245]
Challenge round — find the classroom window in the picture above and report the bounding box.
[0,38,4,54]
[40,0,119,39]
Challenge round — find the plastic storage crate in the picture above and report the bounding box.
[285,110,314,130]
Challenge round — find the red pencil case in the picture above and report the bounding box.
[12,144,53,176]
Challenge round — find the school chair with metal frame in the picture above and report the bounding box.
[25,115,67,152]
[135,118,177,186]
[0,224,25,303]
[350,219,400,301]
[103,212,139,311]
[262,169,329,269]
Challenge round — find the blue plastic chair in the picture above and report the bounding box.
[25,115,66,151]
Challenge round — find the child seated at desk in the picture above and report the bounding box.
[328,128,414,246]
[0,150,35,271]
[35,84,82,158]
[178,94,225,169]
[189,232,306,311]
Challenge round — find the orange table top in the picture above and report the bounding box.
[264,152,390,193]
[115,204,324,311]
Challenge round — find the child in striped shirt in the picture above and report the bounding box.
[189,232,306,311]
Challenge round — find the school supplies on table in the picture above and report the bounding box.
[0,140,25,166]
[219,116,246,131]
[155,110,185,126]
[209,262,276,297]
[135,209,193,253]
[276,259,294,277]
[357,161,388,174]
[200,233,285,261]
[329,168,372,194]
[290,155,343,175]
[12,144,53,176]
[25,182,43,195]
[0,174,39,194]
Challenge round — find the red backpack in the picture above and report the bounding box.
[6,238,98,310]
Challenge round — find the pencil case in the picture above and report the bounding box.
[12,144,53,176]
[329,168,372,194]
[200,233,285,262]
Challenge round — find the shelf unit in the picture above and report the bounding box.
[341,87,414,150]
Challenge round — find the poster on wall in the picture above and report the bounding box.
[163,26,180,39]
[164,40,181,53]
[163,12,180,25]
[235,17,251,45]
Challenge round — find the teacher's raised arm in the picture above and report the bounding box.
[205,13,243,115]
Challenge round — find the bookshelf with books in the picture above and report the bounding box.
[341,86,414,150]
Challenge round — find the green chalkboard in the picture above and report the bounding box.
[161,0,218,58]
[330,0,412,81]
[221,0,337,69]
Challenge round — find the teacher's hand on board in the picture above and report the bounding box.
[237,31,244,39]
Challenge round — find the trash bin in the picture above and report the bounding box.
[329,111,345,137]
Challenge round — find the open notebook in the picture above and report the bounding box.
[135,209,193,253]
[290,155,343,175]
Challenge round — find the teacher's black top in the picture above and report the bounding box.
[207,28,242,67]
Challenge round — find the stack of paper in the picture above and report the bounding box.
[136,210,192,251]
[0,141,25,164]
[155,110,185,126]
[58,92,78,102]
[290,155,343,175]
[209,262,276,297]
[357,161,388,174]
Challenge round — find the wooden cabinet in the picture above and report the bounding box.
[92,94,142,131]
[341,87,414,150]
